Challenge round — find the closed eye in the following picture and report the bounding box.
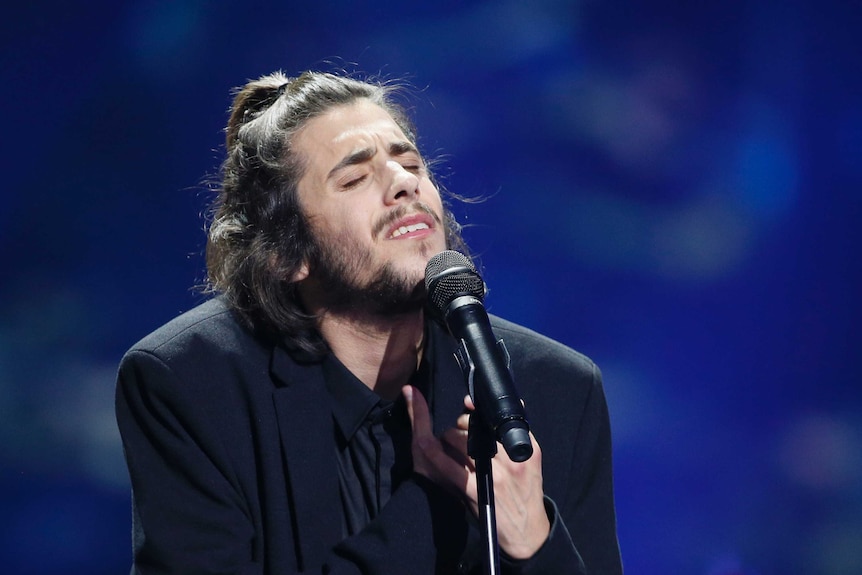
[342,174,367,189]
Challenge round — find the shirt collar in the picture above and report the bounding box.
[322,354,380,442]
[322,321,437,442]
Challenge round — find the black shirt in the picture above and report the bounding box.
[322,346,434,536]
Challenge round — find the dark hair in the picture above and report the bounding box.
[205,70,468,357]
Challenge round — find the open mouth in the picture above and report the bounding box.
[391,222,430,238]
[384,210,436,239]
[377,203,442,240]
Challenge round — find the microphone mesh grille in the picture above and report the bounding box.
[425,251,485,315]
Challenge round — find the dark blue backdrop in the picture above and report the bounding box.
[3,1,860,573]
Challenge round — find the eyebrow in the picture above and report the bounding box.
[389,140,420,158]
[327,140,421,180]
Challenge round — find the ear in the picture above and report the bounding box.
[291,260,310,282]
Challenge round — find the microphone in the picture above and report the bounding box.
[425,250,532,462]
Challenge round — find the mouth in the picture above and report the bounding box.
[391,221,430,238]
[376,203,442,240]
[386,213,436,240]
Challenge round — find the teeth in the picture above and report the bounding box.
[391,222,429,238]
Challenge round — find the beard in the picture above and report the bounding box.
[306,225,429,317]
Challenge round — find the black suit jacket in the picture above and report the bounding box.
[116,298,622,574]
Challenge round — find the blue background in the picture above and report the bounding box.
[2,1,860,573]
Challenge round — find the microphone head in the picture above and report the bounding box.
[425,250,485,317]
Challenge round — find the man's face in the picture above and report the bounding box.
[292,99,448,313]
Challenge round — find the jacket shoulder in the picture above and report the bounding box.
[122,297,263,371]
[488,314,597,378]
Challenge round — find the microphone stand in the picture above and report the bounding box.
[468,408,501,575]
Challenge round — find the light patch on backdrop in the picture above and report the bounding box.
[776,412,862,491]
[17,358,128,490]
[649,194,753,281]
[537,62,799,282]
[705,554,760,575]
[373,0,576,74]
[597,362,665,448]
[808,521,862,575]
[542,58,695,172]
[732,96,800,221]
[559,190,754,281]
[43,362,130,490]
[123,0,205,76]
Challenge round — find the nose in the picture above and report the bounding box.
[384,160,420,204]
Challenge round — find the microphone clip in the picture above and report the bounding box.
[454,338,523,461]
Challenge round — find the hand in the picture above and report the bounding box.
[403,385,551,559]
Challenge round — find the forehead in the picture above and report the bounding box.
[294,100,410,167]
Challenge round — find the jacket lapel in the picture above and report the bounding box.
[270,345,341,571]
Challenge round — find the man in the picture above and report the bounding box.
[116,70,622,574]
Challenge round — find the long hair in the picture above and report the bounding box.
[205,71,468,358]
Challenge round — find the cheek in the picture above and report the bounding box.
[422,183,445,212]
[330,201,375,241]
[307,193,358,224]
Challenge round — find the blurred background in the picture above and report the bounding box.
[2,1,860,573]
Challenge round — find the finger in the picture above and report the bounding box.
[404,386,468,475]
[456,412,470,431]
[403,385,434,445]
[463,394,475,411]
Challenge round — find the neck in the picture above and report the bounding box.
[316,307,426,400]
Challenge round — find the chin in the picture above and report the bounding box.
[381,239,444,280]
[409,252,438,276]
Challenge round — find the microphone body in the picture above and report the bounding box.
[425,251,533,462]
